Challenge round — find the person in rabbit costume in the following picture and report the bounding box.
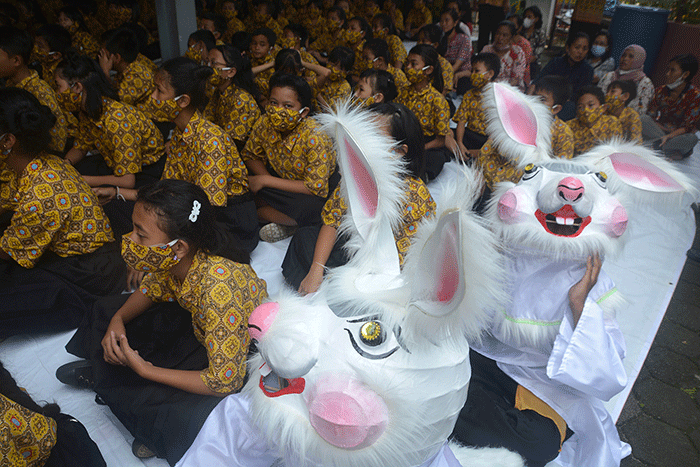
[175,102,525,467]
[451,82,695,467]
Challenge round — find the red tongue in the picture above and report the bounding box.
[550,205,577,218]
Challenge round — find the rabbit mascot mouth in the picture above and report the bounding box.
[176,102,524,467]
[451,82,695,467]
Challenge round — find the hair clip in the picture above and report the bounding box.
[189,200,201,222]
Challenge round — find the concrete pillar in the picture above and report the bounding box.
[155,0,198,61]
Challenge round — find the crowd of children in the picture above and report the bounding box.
[0,1,698,467]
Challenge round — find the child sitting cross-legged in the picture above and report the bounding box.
[605,79,642,143]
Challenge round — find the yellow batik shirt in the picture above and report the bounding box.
[242,116,336,198]
[40,59,60,90]
[310,29,341,55]
[349,40,368,77]
[386,34,407,66]
[398,85,450,138]
[322,177,436,265]
[206,84,261,147]
[74,98,163,176]
[615,106,643,144]
[568,114,622,156]
[252,53,276,100]
[406,5,432,30]
[15,70,69,153]
[0,393,57,466]
[551,115,575,160]
[138,251,267,394]
[318,77,352,110]
[386,7,405,32]
[386,65,409,90]
[117,54,157,106]
[438,55,454,93]
[222,16,246,42]
[0,155,114,268]
[453,87,487,135]
[163,112,249,206]
[72,30,100,57]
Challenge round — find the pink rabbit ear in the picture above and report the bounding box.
[610,152,687,192]
[493,83,538,147]
[483,82,553,166]
[343,136,378,218]
[410,210,465,317]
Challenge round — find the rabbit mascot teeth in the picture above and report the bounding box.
[176,102,524,467]
[451,82,695,467]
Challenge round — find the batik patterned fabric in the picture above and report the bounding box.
[406,5,432,31]
[0,162,17,211]
[251,53,276,101]
[74,98,163,176]
[477,139,525,190]
[398,84,450,137]
[649,84,700,132]
[15,70,69,153]
[318,77,352,110]
[0,393,57,466]
[386,34,407,66]
[163,112,248,206]
[438,55,454,93]
[242,116,336,197]
[139,251,267,393]
[322,177,436,265]
[615,106,643,144]
[386,65,409,90]
[117,54,157,106]
[568,114,623,156]
[0,155,114,268]
[222,16,246,42]
[206,84,261,147]
[551,115,575,160]
[349,40,367,77]
[385,7,404,32]
[453,87,487,135]
[310,29,341,55]
[40,60,60,90]
[481,44,527,90]
[72,30,100,57]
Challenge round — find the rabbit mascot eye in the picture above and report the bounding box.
[176,102,524,467]
[451,82,696,467]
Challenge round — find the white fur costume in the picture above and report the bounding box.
[473,83,695,467]
[176,103,524,467]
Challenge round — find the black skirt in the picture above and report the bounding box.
[214,194,260,254]
[66,295,222,466]
[0,242,126,337]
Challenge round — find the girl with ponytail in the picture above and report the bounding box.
[59,179,268,464]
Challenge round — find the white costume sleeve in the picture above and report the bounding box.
[175,393,278,467]
[547,294,627,401]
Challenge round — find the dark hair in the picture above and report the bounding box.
[160,57,214,111]
[368,102,426,180]
[348,16,372,41]
[58,5,88,31]
[284,22,308,47]
[0,26,32,65]
[215,44,259,99]
[328,6,346,23]
[137,180,250,264]
[589,30,612,62]
[274,48,303,75]
[199,11,227,36]
[419,24,442,45]
[188,29,217,52]
[0,88,56,155]
[447,0,472,25]
[566,31,590,49]
[35,24,72,55]
[372,12,397,36]
[360,68,398,102]
[575,85,605,106]
[0,361,60,421]
[58,53,119,120]
[609,79,637,105]
[438,8,461,56]
[495,20,516,38]
[231,31,251,53]
[269,73,313,110]
[670,53,699,83]
[471,52,500,80]
[506,13,522,30]
[534,75,571,106]
[251,27,276,48]
[253,0,275,17]
[523,5,543,30]
[408,44,444,93]
[363,38,389,63]
[103,27,139,63]
[329,45,355,72]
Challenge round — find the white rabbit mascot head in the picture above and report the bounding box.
[244,103,513,467]
[482,82,695,260]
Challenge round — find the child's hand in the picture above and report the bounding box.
[299,264,324,295]
[568,253,602,326]
[248,174,270,193]
[118,334,153,377]
[92,186,116,205]
[102,319,127,365]
[98,49,114,75]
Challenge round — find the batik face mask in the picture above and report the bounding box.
[57,86,82,113]
[143,95,184,122]
[121,234,181,272]
[605,94,625,113]
[267,105,308,132]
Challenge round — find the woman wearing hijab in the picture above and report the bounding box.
[597,44,654,114]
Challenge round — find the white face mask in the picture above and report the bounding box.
[523,18,534,29]
[667,76,686,90]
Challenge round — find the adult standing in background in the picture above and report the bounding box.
[522,5,546,79]
[597,44,654,114]
[475,0,509,53]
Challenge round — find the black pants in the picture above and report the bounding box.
[66,295,222,466]
[451,351,570,467]
[477,4,506,52]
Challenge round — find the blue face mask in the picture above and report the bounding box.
[591,45,606,58]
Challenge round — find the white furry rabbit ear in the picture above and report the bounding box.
[317,101,407,277]
[483,82,552,166]
[409,210,465,317]
[578,140,696,195]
